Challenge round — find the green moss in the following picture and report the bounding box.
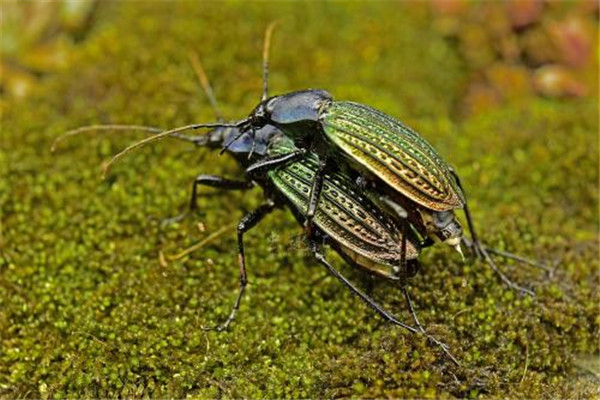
[1,2,598,399]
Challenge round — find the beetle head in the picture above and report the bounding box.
[246,102,269,132]
[419,210,464,258]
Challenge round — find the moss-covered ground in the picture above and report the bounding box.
[1,2,598,399]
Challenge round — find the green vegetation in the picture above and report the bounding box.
[1,2,598,398]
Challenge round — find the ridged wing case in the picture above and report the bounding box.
[321,101,465,211]
[268,137,419,279]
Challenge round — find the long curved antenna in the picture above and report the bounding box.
[51,125,162,152]
[51,124,216,153]
[189,51,223,121]
[101,121,245,178]
[261,21,279,102]
[218,22,279,156]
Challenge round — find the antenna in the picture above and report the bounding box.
[189,51,224,121]
[51,124,215,153]
[261,21,279,102]
[51,125,162,152]
[101,121,246,178]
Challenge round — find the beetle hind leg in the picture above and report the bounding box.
[309,240,459,366]
[303,156,329,237]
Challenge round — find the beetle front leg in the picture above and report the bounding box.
[163,174,254,226]
[401,286,425,334]
[450,169,539,296]
[245,149,307,176]
[463,201,535,296]
[204,201,276,332]
[461,236,553,276]
[302,156,329,236]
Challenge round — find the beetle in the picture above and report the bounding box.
[54,28,549,362]
[71,23,542,296]
[53,57,461,365]
[180,128,458,364]
[217,26,538,296]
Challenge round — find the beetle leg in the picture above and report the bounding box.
[450,169,538,295]
[448,169,482,251]
[248,126,257,160]
[380,195,409,220]
[163,174,254,226]
[461,237,536,296]
[204,201,276,332]
[401,220,408,268]
[303,156,329,237]
[461,236,552,275]
[481,246,554,277]
[309,240,459,366]
[401,286,424,332]
[400,286,459,364]
[307,156,328,219]
[245,149,306,177]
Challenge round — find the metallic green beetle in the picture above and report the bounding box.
[267,134,422,281]
[56,117,462,364]
[238,91,466,254]
[237,90,534,295]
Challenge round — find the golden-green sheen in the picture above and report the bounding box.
[268,146,419,280]
[322,101,465,211]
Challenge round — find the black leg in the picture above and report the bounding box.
[245,149,306,177]
[379,195,408,219]
[188,175,254,211]
[450,169,536,296]
[449,170,481,252]
[307,156,328,219]
[482,246,554,276]
[401,220,408,269]
[206,202,276,331]
[248,127,257,160]
[309,240,459,365]
[402,286,425,333]
[303,156,329,238]
[399,284,460,363]
[163,174,253,225]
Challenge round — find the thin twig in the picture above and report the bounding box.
[168,223,236,260]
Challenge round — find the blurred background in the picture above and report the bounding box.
[2,0,598,111]
[1,1,598,399]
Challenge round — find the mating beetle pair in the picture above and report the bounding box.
[244,90,467,253]
[55,24,542,365]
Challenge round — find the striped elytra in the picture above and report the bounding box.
[267,137,420,280]
[321,101,465,212]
